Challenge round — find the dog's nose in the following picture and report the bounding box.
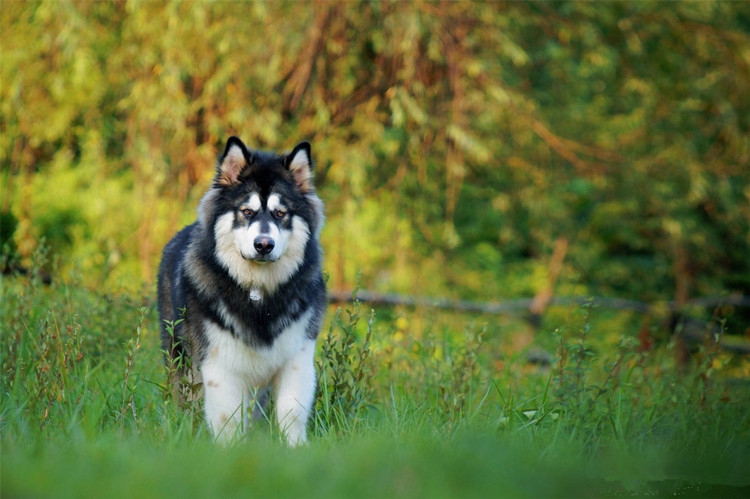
[254,237,275,255]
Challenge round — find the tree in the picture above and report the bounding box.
[1,1,747,325]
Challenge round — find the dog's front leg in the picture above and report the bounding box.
[202,362,247,443]
[274,339,317,446]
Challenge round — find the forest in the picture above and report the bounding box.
[3,1,748,314]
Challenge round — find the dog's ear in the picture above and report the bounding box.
[216,136,251,187]
[286,141,314,192]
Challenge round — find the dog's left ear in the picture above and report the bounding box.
[286,141,314,192]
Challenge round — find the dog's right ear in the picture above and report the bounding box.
[216,136,251,187]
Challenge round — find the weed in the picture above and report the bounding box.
[314,288,375,437]
[424,322,487,429]
[119,307,146,433]
[549,301,636,436]
[2,262,749,498]
[160,309,200,408]
[1,242,51,387]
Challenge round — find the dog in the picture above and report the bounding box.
[157,136,326,446]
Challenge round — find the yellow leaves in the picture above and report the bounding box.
[488,85,511,106]
[387,86,427,128]
[708,354,750,380]
[446,124,491,163]
[711,356,727,372]
[492,193,511,213]
[498,34,529,67]
[395,316,409,333]
[2,0,747,304]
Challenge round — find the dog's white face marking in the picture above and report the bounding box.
[266,193,281,212]
[246,193,262,213]
[213,196,311,294]
[232,192,288,263]
[237,220,285,262]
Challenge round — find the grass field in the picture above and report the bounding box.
[2,267,749,498]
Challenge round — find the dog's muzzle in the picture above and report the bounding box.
[254,236,275,255]
[247,236,276,262]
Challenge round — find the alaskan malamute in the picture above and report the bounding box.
[157,136,326,446]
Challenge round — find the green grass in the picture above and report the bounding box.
[2,267,750,498]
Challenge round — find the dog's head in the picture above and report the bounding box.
[198,137,323,290]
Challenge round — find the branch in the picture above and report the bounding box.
[328,291,750,353]
[328,290,750,316]
[282,6,332,115]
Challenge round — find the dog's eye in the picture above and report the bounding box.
[274,210,287,219]
[241,208,256,217]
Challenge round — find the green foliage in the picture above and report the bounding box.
[315,295,375,437]
[2,262,750,497]
[0,262,750,497]
[1,1,747,309]
[0,210,18,264]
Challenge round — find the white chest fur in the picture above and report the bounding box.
[199,309,317,446]
[202,308,312,386]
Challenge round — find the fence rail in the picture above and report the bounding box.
[328,290,750,315]
[328,290,750,354]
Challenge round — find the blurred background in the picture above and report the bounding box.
[1,1,748,334]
